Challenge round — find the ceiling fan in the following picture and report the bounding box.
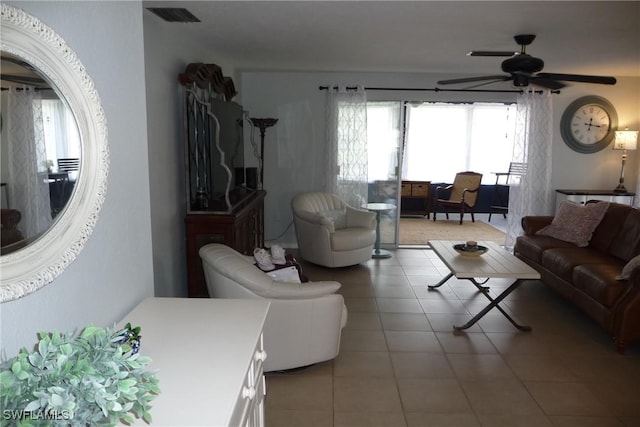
[437,34,617,90]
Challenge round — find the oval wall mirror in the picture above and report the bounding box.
[0,4,109,302]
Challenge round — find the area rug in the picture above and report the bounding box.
[399,217,506,245]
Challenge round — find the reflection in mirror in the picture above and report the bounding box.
[1,53,81,255]
[1,4,108,302]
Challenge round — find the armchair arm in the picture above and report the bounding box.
[435,184,453,199]
[460,186,480,203]
[266,280,342,299]
[521,216,554,235]
[346,205,376,229]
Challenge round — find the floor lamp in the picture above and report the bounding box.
[249,118,278,189]
[612,130,638,193]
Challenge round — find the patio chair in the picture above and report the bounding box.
[433,171,483,224]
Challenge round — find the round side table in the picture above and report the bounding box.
[362,202,397,259]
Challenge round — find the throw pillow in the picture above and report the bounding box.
[319,209,347,230]
[616,254,640,281]
[536,201,609,247]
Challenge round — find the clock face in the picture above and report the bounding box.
[560,96,618,154]
[570,104,611,145]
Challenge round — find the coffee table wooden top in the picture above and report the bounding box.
[429,240,541,280]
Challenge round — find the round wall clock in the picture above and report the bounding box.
[560,95,618,154]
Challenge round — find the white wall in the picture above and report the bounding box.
[1,1,154,357]
[142,9,238,297]
[241,71,640,247]
[550,77,640,190]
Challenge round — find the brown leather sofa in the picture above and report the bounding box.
[514,202,640,353]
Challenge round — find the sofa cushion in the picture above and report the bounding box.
[515,234,575,265]
[536,201,609,247]
[608,208,640,262]
[541,247,618,282]
[590,203,636,252]
[574,263,629,308]
[617,254,640,281]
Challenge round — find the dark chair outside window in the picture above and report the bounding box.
[433,171,483,225]
[488,162,527,222]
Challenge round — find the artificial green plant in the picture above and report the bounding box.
[0,324,160,426]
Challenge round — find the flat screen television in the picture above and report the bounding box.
[185,96,248,213]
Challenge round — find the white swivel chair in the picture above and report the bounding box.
[291,192,376,268]
[199,243,348,372]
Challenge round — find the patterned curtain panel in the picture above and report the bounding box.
[7,87,52,239]
[324,85,368,208]
[505,91,554,249]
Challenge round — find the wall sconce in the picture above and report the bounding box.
[612,130,638,193]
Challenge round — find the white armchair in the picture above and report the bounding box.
[199,243,348,372]
[291,192,376,268]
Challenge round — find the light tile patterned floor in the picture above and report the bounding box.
[265,246,640,427]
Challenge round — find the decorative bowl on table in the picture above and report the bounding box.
[453,241,488,257]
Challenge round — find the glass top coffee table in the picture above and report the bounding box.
[428,240,541,331]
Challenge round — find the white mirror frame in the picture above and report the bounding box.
[0,4,109,302]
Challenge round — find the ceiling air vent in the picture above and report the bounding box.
[147,8,200,23]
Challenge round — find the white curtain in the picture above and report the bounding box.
[42,99,81,160]
[324,85,368,208]
[7,87,52,239]
[505,91,554,249]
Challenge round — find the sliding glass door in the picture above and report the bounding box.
[366,102,403,248]
[365,101,517,247]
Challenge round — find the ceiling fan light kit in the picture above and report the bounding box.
[438,34,617,90]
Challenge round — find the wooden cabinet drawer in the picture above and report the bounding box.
[411,183,429,196]
[400,181,431,217]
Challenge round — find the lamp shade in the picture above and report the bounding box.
[613,130,638,151]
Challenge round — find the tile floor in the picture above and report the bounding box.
[265,242,640,427]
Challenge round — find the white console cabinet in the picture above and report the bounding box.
[119,297,270,426]
[555,189,635,212]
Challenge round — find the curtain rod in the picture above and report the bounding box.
[1,87,52,91]
[318,85,560,94]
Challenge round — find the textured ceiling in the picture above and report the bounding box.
[143,1,640,79]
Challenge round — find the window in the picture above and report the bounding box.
[366,102,402,182]
[41,99,81,172]
[367,101,517,184]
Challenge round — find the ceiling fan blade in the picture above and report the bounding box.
[529,76,566,90]
[467,51,517,57]
[537,73,617,85]
[437,75,511,85]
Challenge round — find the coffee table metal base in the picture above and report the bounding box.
[429,274,531,332]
